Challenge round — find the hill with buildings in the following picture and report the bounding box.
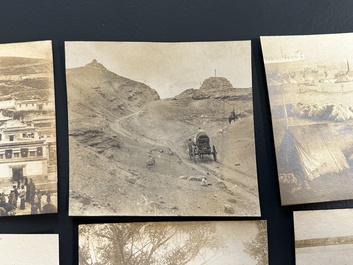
[0,57,53,100]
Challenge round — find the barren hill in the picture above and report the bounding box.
[0,56,53,100]
[67,59,160,118]
[176,77,252,102]
[67,62,260,216]
[67,59,160,154]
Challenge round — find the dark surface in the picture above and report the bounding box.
[0,1,353,264]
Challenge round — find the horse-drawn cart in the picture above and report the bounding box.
[188,132,217,163]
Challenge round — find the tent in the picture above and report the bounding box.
[277,123,349,181]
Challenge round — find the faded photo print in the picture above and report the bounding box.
[79,221,268,265]
[294,209,353,264]
[0,234,59,264]
[0,41,57,216]
[66,41,259,216]
[262,33,353,205]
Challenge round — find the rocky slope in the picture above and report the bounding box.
[67,59,159,117]
[67,62,259,216]
[176,77,252,102]
[67,59,160,159]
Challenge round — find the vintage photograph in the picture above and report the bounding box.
[294,209,353,264]
[0,41,57,216]
[79,221,268,265]
[66,41,260,216]
[0,234,59,264]
[261,33,353,205]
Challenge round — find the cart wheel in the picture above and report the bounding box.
[212,145,217,162]
[192,147,196,163]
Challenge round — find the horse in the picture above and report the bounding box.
[228,112,238,124]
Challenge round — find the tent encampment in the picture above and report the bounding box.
[277,123,349,181]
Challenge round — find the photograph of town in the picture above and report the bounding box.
[79,221,268,265]
[261,33,353,205]
[66,41,260,216]
[0,41,57,216]
[294,209,353,264]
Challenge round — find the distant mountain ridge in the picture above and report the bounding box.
[0,56,52,76]
[0,56,53,100]
[67,60,254,124]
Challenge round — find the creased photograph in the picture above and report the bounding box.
[261,33,353,205]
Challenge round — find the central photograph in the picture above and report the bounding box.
[65,41,260,216]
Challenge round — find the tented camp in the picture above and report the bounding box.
[277,123,349,181]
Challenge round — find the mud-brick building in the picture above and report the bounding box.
[0,117,49,181]
[23,115,56,138]
[15,99,55,112]
[23,115,57,179]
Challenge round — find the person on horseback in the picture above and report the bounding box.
[228,109,238,123]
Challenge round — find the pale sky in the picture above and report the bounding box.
[261,32,353,64]
[294,209,353,241]
[65,41,251,98]
[0,40,52,60]
[0,234,59,264]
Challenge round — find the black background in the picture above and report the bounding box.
[1,1,353,264]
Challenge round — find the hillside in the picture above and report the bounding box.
[0,56,53,100]
[67,59,160,117]
[67,62,260,216]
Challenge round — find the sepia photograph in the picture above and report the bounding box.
[66,41,260,216]
[261,33,353,205]
[79,221,268,265]
[0,41,57,216]
[294,209,353,264]
[0,234,59,264]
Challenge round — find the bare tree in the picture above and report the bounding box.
[244,221,268,265]
[79,222,224,265]
[79,225,101,265]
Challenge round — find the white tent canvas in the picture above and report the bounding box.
[278,124,349,181]
[262,33,353,205]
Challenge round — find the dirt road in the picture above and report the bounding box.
[108,107,260,216]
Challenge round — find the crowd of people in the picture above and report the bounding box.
[0,178,56,216]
